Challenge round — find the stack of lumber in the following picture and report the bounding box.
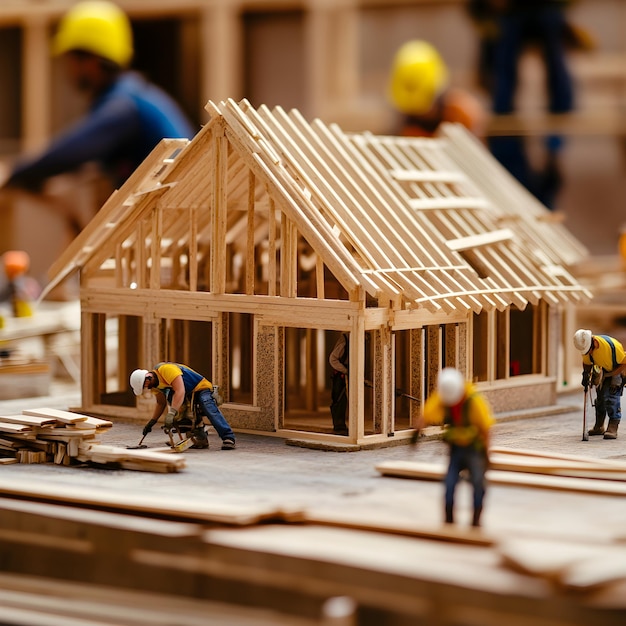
[375,447,626,496]
[0,407,185,473]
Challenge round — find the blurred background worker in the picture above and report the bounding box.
[1,1,195,213]
[468,0,592,210]
[388,39,486,138]
[415,367,494,527]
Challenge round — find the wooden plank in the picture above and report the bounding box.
[498,538,605,580]
[446,229,514,252]
[375,460,626,496]
[563,551,626,591]
[305,511,493,546]
[0,414,56,427]
[0,478,305,525]
[0,422,32,433]
[490,446,626,468]
[22,408,88,425]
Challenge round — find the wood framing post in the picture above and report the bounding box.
[267,193,277,296]
[22,16,51,152]
[374,326,392,436]
[211,131,228,294]
[349,314,366,440]
[245,170,255,295]
[81,312,96,407]
[149,208,162,291]
[305,0,358,117]
[281,214,298,298]
[200,3,242,103]
[215,312,229,398]
[189,207,198,292]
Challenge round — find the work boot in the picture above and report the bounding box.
[190,428,209,449]
[472,507,483,528]
[588,416,606,436]
[445,505,454,524]
[603,419,620,440]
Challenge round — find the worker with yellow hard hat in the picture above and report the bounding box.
[388,39,486,138]
[3,1,195,197]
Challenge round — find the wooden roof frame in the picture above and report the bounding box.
[44,98,592,312]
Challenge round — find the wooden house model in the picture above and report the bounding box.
[45,99,591,446]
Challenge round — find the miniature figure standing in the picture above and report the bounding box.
[130,362,236,450]
[415,368,494,527]
[329,333,349,436]
[573,329,626,439]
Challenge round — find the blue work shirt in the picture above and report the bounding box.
[7,72,195,190]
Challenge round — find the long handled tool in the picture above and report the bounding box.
[582,387,589,441]
[127,433,148,450]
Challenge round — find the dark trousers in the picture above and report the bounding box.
[330,373,348,432]
[445,444,488,513]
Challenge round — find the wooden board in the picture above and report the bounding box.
[0,414,56,427]
[22,407,87,425]
[488,452,626,482]
[562,551,626,591]
[304,510,494,546]
[0,478,305,526]
[375,460,626,496]
[490,446,626,468]
[498,538,604,580]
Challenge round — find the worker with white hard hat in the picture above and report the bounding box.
[414,367,494,527]
[130,362,235,450]
[573,329,626,439]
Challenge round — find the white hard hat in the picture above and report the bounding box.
[437,367,465,406]
[573,329,592,354]
[130,369,149,396]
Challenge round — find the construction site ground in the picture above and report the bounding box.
[1,382,625,625]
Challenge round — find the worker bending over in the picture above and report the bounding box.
[130,363,236,450]
[415,368,494,527]
[574,329,626,439]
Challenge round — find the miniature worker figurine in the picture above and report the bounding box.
[387,39,486,138]
[573,329,626,439]
[2,1,195,201]
[329,333,349,436]
[415,368,494,527]
[0,250,37,319]
[130,363,236,450]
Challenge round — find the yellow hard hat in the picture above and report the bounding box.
[388,40,449,115]
[52,1,133,68]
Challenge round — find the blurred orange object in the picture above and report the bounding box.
[2,250,30,280]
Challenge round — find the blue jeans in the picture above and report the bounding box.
[492,6,574,115]
[445,445,487,512]
[595,380,622,423]
[195,389,235,441]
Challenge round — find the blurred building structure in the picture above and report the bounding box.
[0,0,625,281]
